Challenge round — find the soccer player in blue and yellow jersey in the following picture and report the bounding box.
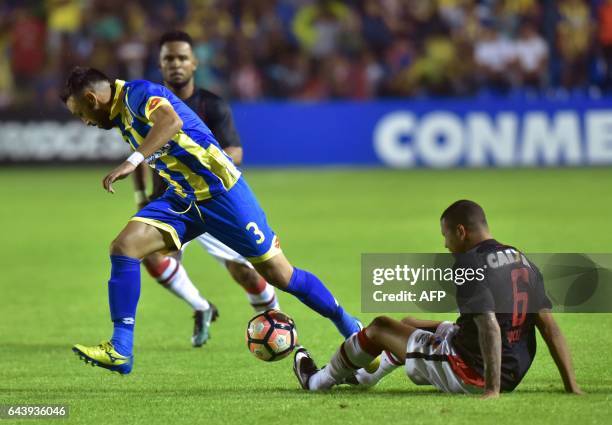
[61,67,361,374]
[134,31,280,348]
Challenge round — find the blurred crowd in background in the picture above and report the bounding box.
[2,0,612,108]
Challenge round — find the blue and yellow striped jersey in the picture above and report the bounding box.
[109,79,241,201]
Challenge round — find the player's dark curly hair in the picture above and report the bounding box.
[441,200,488,229]
[159,30,193,48]
[60,67,111,103]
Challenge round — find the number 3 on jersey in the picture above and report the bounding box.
[246,222,266,244]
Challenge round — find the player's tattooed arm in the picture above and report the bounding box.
[535,310,583,395]
[474,312,502,399]
[103,105,182,193]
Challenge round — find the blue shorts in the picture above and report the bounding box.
[131,177,281,263]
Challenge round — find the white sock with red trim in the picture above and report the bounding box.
[245,277,279,312]
[147,257,210,311]
[355,350,402,386]
[308,330,382,390]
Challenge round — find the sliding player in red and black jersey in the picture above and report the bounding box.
[133,31,279,348]
[294,200,582,398]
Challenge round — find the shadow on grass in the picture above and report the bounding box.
[280,387,446,397]
[4,384,609,398]
[0,387,443,400]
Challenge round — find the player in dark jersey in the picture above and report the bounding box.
[294,200,582,398]
[133,31,280,347]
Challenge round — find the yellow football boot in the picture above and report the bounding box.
[72,341,133,374]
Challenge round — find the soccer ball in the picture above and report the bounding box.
[246,310,298,362]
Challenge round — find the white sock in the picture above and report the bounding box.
[155,257,210,311]
[308,331,379,391]
[355,350,402,387]
[246,279,280,312]
[308,365,336,391]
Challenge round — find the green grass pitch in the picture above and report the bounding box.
[0,167,611,425]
